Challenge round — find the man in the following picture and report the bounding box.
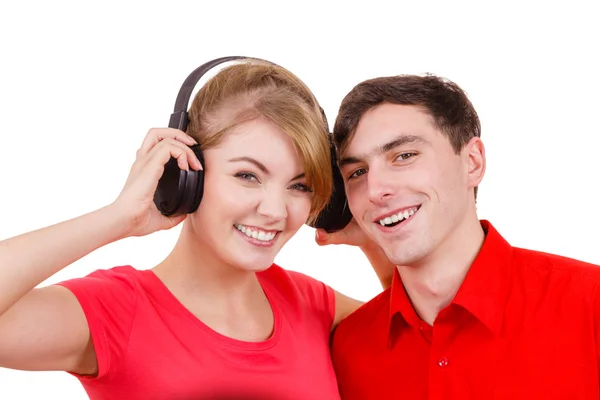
[316,74,600,399]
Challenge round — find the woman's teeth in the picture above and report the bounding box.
[234,223,276,241]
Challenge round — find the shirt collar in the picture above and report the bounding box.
[452,220,513,335]
[387,220,513,345]
[387,266,420,348]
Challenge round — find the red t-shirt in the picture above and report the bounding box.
[57,264,340,400]
[331,220,600,399]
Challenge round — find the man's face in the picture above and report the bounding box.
[339,103,484,266]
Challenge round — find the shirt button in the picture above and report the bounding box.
[437,357,449,368]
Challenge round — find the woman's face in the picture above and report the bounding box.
[189,116,314,272]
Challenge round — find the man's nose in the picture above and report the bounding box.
[367,165,395,206]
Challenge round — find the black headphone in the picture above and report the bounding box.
[152,56,352,233]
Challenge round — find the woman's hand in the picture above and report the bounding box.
[112,128,203,237]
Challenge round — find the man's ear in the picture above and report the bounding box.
[464,137,486,189]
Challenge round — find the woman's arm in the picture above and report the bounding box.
[331,244,394,328]
[0,205,128,374]
[359,243,394,290]
[0,127,200,374]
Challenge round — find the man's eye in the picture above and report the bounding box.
[348,168,366,180]
[396,153,416,161]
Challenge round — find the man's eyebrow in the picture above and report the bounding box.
[229,156,306,181]
[338,155,361,168]
[228,156,270,175]
[339,134,429,168]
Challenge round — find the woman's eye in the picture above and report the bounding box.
[290,183,312,193]
[235,172,259,182]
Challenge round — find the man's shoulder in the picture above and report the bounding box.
[511,247,600,295]
[513,246,600,277]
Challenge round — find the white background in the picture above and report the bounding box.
[0,0,598,398]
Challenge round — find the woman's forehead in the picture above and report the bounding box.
[208,121,305,173]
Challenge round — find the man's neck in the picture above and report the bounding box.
[397,216,485,326]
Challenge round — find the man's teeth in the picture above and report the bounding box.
[234,224,276,241]
[379,207,418,226]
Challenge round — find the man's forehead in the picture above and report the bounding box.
[343,106,437,157]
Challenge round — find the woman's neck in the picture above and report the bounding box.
[152,222,262,305]
[151,222,276,342]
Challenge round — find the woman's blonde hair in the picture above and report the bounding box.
[186,59,332,224]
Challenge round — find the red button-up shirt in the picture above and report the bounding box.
[331,220,600,399]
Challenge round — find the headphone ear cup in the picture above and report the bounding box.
[179,145,205,213]
[153,145,205,216]
[154,156,187,216]
[309,145,353,233]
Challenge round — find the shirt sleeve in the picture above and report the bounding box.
[55,266,138,381]
[593,282,600,376]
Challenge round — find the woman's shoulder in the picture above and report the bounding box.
[260,263,328,290]
[58,265,142,291]
[259,264,334,313]
[55,265,144,317]
[84,264,141,279]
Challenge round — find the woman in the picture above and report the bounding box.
[0,59,378,399]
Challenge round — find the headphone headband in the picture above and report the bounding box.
[167,56,330,132]
[168,56,276,131]
[155,55,352,232]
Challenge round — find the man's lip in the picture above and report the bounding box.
[372,205,421,222]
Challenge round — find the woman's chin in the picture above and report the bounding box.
[232,258,277,273]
